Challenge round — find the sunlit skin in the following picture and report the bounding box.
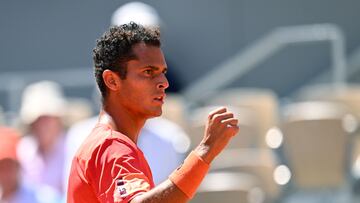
[100,43,169,144]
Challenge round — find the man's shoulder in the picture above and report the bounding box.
[74,124,138,162]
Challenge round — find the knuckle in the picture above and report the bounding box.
[213,114,221,121]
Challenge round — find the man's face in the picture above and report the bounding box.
[30,116,63,152]
[116,43,169,118]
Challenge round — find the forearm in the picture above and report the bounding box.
[130,179,188,203]
[131,149,211,203]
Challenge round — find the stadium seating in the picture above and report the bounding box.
[280,101,356,202]
[207,88,279,148]
[191,172,265,203]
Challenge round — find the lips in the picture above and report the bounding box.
[153,94,166,103]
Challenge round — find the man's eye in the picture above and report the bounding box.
[144,70,153,75]
[162,69,167,74]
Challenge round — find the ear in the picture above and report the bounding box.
[102,70,121,92]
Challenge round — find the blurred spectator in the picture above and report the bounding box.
[0,127,60,203]
[138,117,190,184]
[63,98,94,128]
[17,81,67,194]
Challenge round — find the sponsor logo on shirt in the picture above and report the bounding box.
[116,179,128,198]
[113,174,151,201]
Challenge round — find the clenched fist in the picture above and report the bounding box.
[194,107,239,164]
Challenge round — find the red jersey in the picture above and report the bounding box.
[67,123,155,203]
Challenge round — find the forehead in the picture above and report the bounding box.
[128,43,166,67]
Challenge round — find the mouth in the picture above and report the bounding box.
[153,94,166,103]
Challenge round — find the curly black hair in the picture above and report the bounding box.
[93,22,161,99]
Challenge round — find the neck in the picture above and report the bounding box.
[100,101,146,144]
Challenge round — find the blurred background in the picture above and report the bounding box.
[1,0,360,202]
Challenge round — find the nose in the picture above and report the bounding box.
[157,74,169,90]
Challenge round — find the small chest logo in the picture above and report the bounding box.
[116,179,128,197]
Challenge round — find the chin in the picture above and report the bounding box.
[147,109,163,118]
[152,111,162,118]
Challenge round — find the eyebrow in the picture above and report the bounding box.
[145,65,168,72]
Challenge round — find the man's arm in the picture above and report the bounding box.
[131,107,239,203]
[131,179,187,203]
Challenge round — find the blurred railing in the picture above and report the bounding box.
[183,24,347,104]
[308,43,360,85]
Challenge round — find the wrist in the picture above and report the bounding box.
[194,144,215,164]
[169,151,210,199]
